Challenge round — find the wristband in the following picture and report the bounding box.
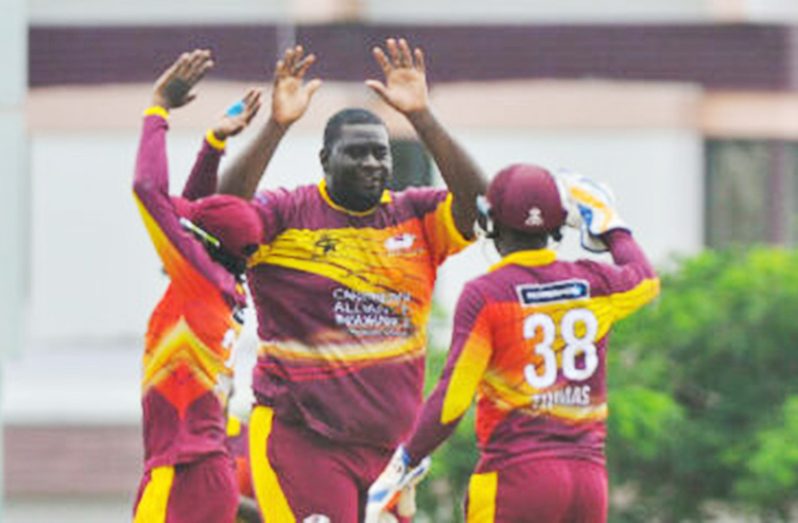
[205,129,227,151]
[143,106,170,120]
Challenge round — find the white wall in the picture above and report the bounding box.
[28,0,291,25]
[435,128,704,318]
[26,130,322,350]
[366,0,714,23]
[28,0,798,25]
[7,116,704,424]
[26,126,703,351]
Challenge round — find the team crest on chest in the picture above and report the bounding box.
[525,207,544,227]
[314,234,340,256]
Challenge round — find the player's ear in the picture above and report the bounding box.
[319,147,330,172]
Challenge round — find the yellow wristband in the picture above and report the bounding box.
[143,106,170,120]
[205,129,227,151]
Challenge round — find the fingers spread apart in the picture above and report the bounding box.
[275,45,316,79]
[372,38,424,72]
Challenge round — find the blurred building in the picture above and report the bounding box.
[6,0,798,520]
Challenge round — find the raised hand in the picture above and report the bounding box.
[212,88,263,141]
[152,49,214,110]
[559,172,629,252]
[271,45,322,128]
[366,38,429,115]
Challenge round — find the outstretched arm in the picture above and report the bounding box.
[137,49,214,202]
[218,45,322,198]
[367,38,487,239]
[182,89,262,200]
[562,174,660,318]
[133,50,232,291]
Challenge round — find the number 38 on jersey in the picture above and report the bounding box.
[522,308,599,390]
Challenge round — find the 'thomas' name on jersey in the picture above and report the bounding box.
[405,230,660,471]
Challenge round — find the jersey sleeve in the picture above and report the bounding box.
[404,282,491,463]
[591,230,660,321]
[133,112,234,298]
[251,188,293,244]
[406,188,472,266]
[181,130,226,201]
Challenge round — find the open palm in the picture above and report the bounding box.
[271,45,322,127]
[213,88,263,140]
[152,49,214,109]
[367,38,429,115]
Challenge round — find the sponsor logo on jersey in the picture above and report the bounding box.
[516,279,590,305]
[385,233,416,252]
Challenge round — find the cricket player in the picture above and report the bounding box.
[132,49,262,523]
[367,164,660,522]
[218,38,487,521]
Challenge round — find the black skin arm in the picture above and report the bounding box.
[366,37,487,238]
[407,108,486,238]
[218,46,321,199]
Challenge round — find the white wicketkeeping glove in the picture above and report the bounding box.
[365,446,430,523]
[376,512,398,523]
[556,169,628,253]
[552,169,583,231]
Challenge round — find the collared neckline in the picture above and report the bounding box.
[489,249,557,272]
[318,180,392,217]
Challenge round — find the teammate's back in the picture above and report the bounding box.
[367,164,659,523]
[464,229,658,471]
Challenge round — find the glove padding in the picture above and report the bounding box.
[555,169,628,253]
[372,487,417,523]
[365,447,430,523]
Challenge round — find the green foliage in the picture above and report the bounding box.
[735,395,798,518]
[417,247,798,522]
[609,247,798,521]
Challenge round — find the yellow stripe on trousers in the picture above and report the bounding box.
[467,471,498,523]
[133,466,174,523]
[250,405,296,522]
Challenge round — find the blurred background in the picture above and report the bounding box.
[3,0,798,521]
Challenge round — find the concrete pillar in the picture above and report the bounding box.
[0,0,27,514]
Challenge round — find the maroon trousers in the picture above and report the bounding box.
[251,406,411,522]
[133,453,238,523]
[465,458,607,523]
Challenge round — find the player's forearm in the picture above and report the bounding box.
[218,117,287,199]
[133,114,171,202]
[182,132,225,200]
[605,230,657,279]
[407,108,487,238]
[404,387,462,467]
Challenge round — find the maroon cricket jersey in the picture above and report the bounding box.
[405,231,660,470]
[134,113,246,470]
[247,182,471,448]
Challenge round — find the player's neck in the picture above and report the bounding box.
[495,230,549,257]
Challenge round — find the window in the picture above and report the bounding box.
[705,140,798,248]
[387,139,432,191]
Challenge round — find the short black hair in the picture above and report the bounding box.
[497,222,558,249]
[322,108,385,150]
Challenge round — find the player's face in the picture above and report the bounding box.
[323,124,392,212]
